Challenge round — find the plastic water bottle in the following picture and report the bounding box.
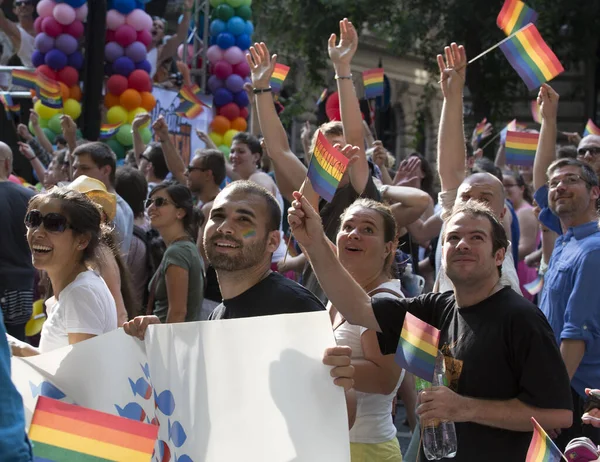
[415,352,458,460]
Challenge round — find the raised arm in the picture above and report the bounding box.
[28,110,54,154]
[0,7,20,51]
[533,84,559,190]
[300,121,313,167]
[437,43,468,192]
[363,120,376,148]
[381,184,432,229]
[132,113,151,167]
[328,19,369,194]
[18,142,46,185]
[60,115,77,180]
[158,0,193,65]
[153,116,187,185]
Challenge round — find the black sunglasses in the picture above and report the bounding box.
[145,197,175,209]
[577,147,600,157]
[25,210,70,233]
[15,0,32,5]
[186,165,206,172]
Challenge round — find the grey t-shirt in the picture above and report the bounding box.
[150,240,204,323]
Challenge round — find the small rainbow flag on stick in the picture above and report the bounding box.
[475,118,487,142]
[0,93,20,118]
[394,312,440,382]
[307,130,350,202]
[270,63,290,93]
[99,122,122,139]
[505,130,539,166]
[316,88,328,105]
[499,24,564,91]
[28,396,158,461]
[175,85,205,119]
[526,417,566,462]
[531,100,542,124]
[11,69,39,90]
[524,275,544,296]
[583,119,600,137]
[362,68,384,99]
[497,0,538,36]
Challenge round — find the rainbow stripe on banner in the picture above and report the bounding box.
[307,131,350,202]
[499,24,564,91]
[28,396,158,462]
[497,0,538,36]
[0,93,20,118]
[505,130,539,166]
[11,69,38,90]
[394,312,440,382]
[270,63,290,93]
[475,118,487,142]
[531,101,542,124]
[99,123,122,139]
[583,119,600,137]
[316,88,328,106]
[362,68,384,99]
[524,275,544,296]
[526,417,565,462]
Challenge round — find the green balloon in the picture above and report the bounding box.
[215,4,234,21]
[235,5,252,20]
[38,117,49,129]
[209,0,223,6]
[106,139,125,159]
[115,124,133,147]
[28,121,35,135]
[218,144,230,160]
[140,127,152,145]
[227,0,244,7]
[42,128,56,144]
[48,114,62,134]
[241,0,252,5]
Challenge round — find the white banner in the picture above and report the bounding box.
[13,312,350,462]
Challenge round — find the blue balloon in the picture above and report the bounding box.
[68,50,84,70]
[213,87,234,107]
[63,0,86,7]
[135,59,152,74]
[210,19,226,37]
[113,56,135,77]
[32,50,45,68]
[227,16,245,36]
[45,49,67,71]
[113,0,136,14]
[234,89,249,107]
[216,32,235,49]
[235,33,251,51]
[244,20,254,36]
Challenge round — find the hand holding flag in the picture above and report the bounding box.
[537,84,559,123]
[526,417,566,462]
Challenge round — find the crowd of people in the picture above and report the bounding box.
[1,11,600,462]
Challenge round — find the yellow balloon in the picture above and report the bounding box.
[34,100,61,120]
[127,108,148,126]
[223,129,239,147]
[106,105,128,125]
[209,132,223,146]
[63,98,82,120]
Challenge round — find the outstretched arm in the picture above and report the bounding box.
[533,84,559,190]
[158,0,193,65]
[0,7,20,51]
[132,113,151,167]
[381,184,432,229]
[153,116,187,185]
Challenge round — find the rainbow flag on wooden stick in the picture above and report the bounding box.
[362,68,384,99]
[505,130,539,166]
[307,130,350,202]
[0,93,20,118]
[526,417,565,462]
[583,119,600,137]
[394,312,440,382]
[316,88,328,105]
[270,63,290,93]
[497,0,538,36]
[475,118,487,142]
[499,24,564,91]
[28,396,158,461]
[531,100,542,124]
[99,123,122,139]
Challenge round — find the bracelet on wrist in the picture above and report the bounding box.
[252,87,272,94]
[335,74,353,80]
[26,156,36,161]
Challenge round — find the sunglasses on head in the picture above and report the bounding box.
[25,210,70,233]
[145,197,174,209]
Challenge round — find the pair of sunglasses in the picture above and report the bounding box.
[15,0,32,6]
[145,197,174,209]
[25,210,70,233]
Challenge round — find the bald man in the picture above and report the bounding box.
[0,142,36,340]
[577,135,600,178]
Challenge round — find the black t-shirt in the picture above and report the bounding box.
[209,272,325,320]
[372,287,573,462]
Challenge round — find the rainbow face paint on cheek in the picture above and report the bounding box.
[242,229,256,239]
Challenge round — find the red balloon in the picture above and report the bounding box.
[107,75,128,96]
[106,29,116,43]
[57,66,79,87]
[115,25,137,48]
[233,60,250,78]
[128,69,152,93]
[37,65,57,81]
[41,17,63,38]
[214,61,232,80]
[34,16,43,34]
[239,107,249,120]
[64,20,84,39]
[137,30,152,49]
[325,91,341,121]
[218,102,240,121]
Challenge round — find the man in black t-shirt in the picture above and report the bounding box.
[289,192,573,461]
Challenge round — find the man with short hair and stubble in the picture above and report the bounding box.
[140,142,169,195]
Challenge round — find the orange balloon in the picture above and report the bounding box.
[69,85,82,102]
[211,115,231,135]
[104,92,120,109]
[58,82,70,102]
[119,89,142,111]
[140,91,156,111]
[231,117,248,132]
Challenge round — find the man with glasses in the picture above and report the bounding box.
[0,0,35,70]
[577,135,600,178]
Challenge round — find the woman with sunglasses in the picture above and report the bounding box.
[144,182,204,324]
[10,188,117,356]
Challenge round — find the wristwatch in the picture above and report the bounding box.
[253,87,272,94]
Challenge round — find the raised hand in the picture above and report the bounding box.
[537,84,559,122]
[152,116,170,141]
[332,143,361,167]
[300,121,312,144]
[437,43,467,100]
[29,109,39,126]
[246,42,276,89]
[17,141,35,160]
[17,123,32,141]
[196,129,217,149]
[132,112,151,131]
[393,157,421,188]
[371,141,388,168]
[471,120,493,149]
[59,114,77,141]
[328,18,358,67]
[288,191,325,251]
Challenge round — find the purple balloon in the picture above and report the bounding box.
[225,74,244,93]
[105,41,124,63]
[135,59,151,74]
[45,48,68,71]
[207,75,224,93]
[34,32,55,53]
[55,34,78,55]
[213,87,233,107]
[113,56,135,77]
[125,41,146,63]
[32,50,46,67]
[104,62,114,76]
[68,50,83,70]
[234,89,249,107]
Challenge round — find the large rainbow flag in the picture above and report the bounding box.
[497,0,538,36]
[394,312,440,382]
[270,63,290,93]
[499,24,564,91]
[526,417,565,462]
[583,119,600,137]
[362,68,384,99]
[505,130,539,166]
[11,69,39,90]
[307,131,350,202]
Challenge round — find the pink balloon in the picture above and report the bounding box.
[137,30,152,49]
[214,60,233,80]
[223,46,244,65]
[36,0,55,18]
[75,4,88,23]
[63,19,84,39]
[34,16,43,34]
[115,25,137,48]
[126,10,152,32]
[233,60,250,78]
[53,4,76,26]
[206,45,223,64]
[106,10,125,30]
[41,16,63,38]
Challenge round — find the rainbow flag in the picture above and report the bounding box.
[11,69,39,90]
[394,312,440,382]
[316,88,328,105]
[526,417,565,462]
[36,71,60,94]
[499,24,564,91]
[28,396,158,461]
[307,130,350,202]
[189,83,212,108]
[362,68,384,99]
[0,93,20,118]
[531,100,542,124]
[500,119,518,144]
[505,130,539,166]
[524,275,544,296]
[583,119,600,137]
[99,123,122,139]
[497,0,538,36]
[37,87,63,109]
[475,118,487,142]
[270,63,290,93]
[175,86,205,119]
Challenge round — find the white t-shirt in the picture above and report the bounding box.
[333,280,406,444]
[39,270,118,353]
[148,47,158,78]
[17,25,34,68]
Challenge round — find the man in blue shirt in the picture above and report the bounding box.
[539,157,600,449]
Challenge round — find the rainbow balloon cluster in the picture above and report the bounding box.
[207,0,253,158]
[103,0,156,159]
[31,0,87,143]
